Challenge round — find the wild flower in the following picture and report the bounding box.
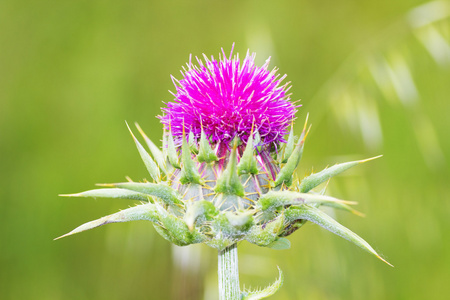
[57,46,390,300]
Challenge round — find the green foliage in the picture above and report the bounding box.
[237,131,259,175]
[55,115,394,300]
[197,129,219,163]
[2,1,449,299]
[59,123,383,264]
[214,142,245,197]
[101,182,183,206]
[241,267,284,300]
[127,122,161,182]
[180,130,203,185]
[299,156,382,193]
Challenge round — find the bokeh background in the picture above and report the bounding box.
[1,0,449,299]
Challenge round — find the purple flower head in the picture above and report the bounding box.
[161,45,298,146]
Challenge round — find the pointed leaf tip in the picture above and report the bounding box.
[179,129,203,185]
[281,122,295,163]
[126,121,161,182]
[154,203,201,245]
[285,206,392,266]
[359,155,383,163]
[299,155,382,193]
[108,182,183,207]
[214,140,245,196]
[167,129,180,169]
[322,201,366,217]
[238,130,258,175]
[135,122,167,174]
[188,131,198,154]
[273,122,308,187]
[258,191,355,212]
[54,204,158,240]
[241,267,284,300]
[197,129,218,163]
[60,188,149,201]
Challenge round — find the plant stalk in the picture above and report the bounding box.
[218,244,240,300]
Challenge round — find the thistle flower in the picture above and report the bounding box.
[57,46,391,300]
[161,45,297,146]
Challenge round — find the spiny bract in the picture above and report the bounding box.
[57,47,390,268]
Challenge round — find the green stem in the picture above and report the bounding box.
[218,244,240,300]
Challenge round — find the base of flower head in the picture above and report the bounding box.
[57,119,391,267]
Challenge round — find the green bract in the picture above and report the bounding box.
[57,118,390,267]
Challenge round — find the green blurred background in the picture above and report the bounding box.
[1,0,449,299]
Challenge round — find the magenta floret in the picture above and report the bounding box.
[161,46,298,146]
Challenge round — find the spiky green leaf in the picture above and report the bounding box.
[60,188,149,201]
[253,131,262,152]
[285,205,392,266]
[273,137,305,187]
[258,191,356,212]
[197,129,219,163]
[184,200,218,230]
[155,204,205,245]
[246,214,285,247]
[166,129,180,169]
[188,131,198,154]
[299,156,382,193]
[126,122,161,182]
[135,123,167,174]
[238,132,258,175]
[54,204,158,240]
[321,201,366,217]
[180,133,202,184]
[215,142,245,196]
[211,212,252,239]
[281,123,295,163]
[100,182,182,207]
[273,116,309,187]
[153,223,183,246]
[241,267,284,300]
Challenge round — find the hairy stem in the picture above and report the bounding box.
[218,244,240,300]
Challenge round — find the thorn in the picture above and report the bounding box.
[377,255,394,267]
[54,234,69,240]
[359,155,383,163]
[303,124,312,141]
[352,210,366,218]
[303,113,309,131]
[59,193,79,197]
[125,121,160,182]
